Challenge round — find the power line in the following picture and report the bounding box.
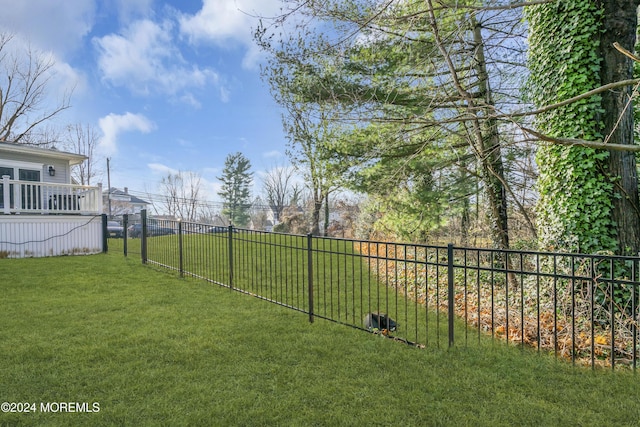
[124,188,277,214]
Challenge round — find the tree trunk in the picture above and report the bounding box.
[311,194,322,236]
[599,0,640,255]
[472,19,510,250]
[459,163,470,246]
[461,196,470,246]
[323,193,329,237]
[311,204,322,235]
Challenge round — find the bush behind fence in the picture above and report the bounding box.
[107,211,640,370]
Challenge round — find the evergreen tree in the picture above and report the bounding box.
[257,0,531,248]
[217,152,253,227]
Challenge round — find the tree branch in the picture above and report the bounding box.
[508,79,640,119]
[613,42,640,63]
[522,127,640,152]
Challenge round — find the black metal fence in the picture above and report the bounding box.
[106,211,640,370]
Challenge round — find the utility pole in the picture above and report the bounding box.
[107,157,112,218]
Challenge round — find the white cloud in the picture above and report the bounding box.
[178,93,202,109]
[0,0,95,56]
[177,139,193,148]
[0,11,90,108]
[93,19,221,100]
[241,43,268,69]
[206,180,223,201]
[51,59,87,99]
[147,162,179,176]
[178,0,281,67]
[0,34,85,130]
[98,112,155,155]
[113,0,154,24]
[219,86,231,103]
[202,167,221,176]
[263,150,283,159]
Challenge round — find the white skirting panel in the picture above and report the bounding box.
[0,215,103,258]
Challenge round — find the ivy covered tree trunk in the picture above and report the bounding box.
[526,1,618,254]
[598,0,640,255]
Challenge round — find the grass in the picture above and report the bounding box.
[136,231,640,366]
[2,253,640,426]
[122,232,462,348]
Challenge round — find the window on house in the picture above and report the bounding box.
[19,169,40,182]
[18,169,41,210]
[0,167,12,178]
[0,167,43,211]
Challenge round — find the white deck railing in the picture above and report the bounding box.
[1,176,103,215]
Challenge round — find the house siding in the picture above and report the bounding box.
[0,151,70,184]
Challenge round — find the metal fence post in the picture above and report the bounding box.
[178,220,184,277]
[101,214,108,253]
[307,233,314,323]
[228,225,234,290]
[141,209,147,264]
[448,243,455,348]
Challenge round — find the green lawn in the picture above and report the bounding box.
[1,253,640,426]
[120,232,460,348]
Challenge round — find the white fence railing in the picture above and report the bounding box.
[1,176,102,215]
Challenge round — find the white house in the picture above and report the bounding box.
[0,141,103,258]
[103,187,150,216]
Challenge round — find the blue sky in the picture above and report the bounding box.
[0,0,289,201]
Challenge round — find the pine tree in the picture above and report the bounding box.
[217,152,253,227]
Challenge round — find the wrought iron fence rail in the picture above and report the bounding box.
[106,211,640,371]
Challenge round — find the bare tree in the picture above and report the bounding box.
[158,171,203,221]
[262,164,297,225]
[249,196,270,230]
[62,123,102,185]
[289,109,342,237]
[0,32,71,144]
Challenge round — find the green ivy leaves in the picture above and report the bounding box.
[526,0,617,254]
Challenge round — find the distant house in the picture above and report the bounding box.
[103,187,150,216]
[0,141,103,258]
[326,201,359,238]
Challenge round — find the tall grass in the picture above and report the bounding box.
[1,254,640,426]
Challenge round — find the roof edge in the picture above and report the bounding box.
[0,141,87,165]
